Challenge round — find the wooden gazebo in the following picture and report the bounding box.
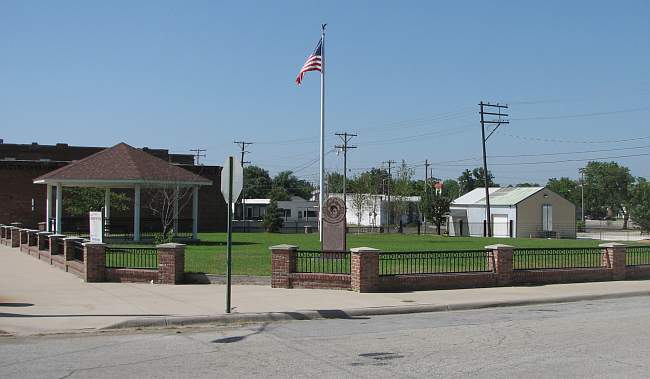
[33,142,212,241]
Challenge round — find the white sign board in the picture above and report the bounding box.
[89,211,103,243]
[220,156,244,203]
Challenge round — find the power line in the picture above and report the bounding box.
[189,149,206,165]
[502,133,650,144]
[334,132,357,206]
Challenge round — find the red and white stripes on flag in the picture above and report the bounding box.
[295,39,323,85]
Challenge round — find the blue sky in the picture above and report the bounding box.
[2,1,649,185]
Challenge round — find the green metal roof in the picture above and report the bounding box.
[454,187,544,206]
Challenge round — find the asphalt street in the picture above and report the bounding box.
[1,296,650,378]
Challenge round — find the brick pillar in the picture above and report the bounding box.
[0,225,6,244]
[10,222,23,229]
[600,242,626,280]
[84,242,106,282]
[37,232,53,251]
[18,229,29,252]
[157,243,185,284]
[64,237,84,261]
[27,230,38,247]
[270,245,298,288]
[10,227,20,248]
[49,234,65,255]
[351,247,380,293]
[486,244,514,286]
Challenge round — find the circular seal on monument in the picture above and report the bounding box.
[323,197,346,224]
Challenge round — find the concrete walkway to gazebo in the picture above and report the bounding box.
[33,143,212,241]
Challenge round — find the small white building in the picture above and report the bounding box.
[447,187,576,238]
[236,196,318,222]
[326,193,421,227]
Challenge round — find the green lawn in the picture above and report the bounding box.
[181,232,613,276]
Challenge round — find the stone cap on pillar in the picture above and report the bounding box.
[598,242,627,248]
[82,241,106,247]
[269,244,298,251]
[350,247,381,253]
[49,234,66,238]
[63,236,85,241]
[156,243,186,249]
[485,244,515,250]
[37,231,54,235]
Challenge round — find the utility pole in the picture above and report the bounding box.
[334,132,357,207]
[479,102,509,237]
[234,141,253,223]
[382,160,396,232]
[580,168,585,223]
[423,159,431,233]
[190,149,206,165]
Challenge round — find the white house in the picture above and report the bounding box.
[447,187,576,238]
[326,193,421,227]
[236,196,318,222]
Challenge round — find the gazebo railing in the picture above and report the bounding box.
[62,216,193,239]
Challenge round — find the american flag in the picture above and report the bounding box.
[295,39,322,85]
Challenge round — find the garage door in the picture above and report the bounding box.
[492,214,509,238]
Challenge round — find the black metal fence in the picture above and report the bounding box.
[62,216,193,239]
[626,246,650,266]
[72,240,85,262]
[513,247,603,270]
[295,250,351,274]
[105,247,158,269]
[378,250,493,276]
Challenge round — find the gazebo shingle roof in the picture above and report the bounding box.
[34,143,211,185]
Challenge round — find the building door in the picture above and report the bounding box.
[542,204,553,231]
[492,214,509,238]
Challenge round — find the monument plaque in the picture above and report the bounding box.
[322,197,346,252]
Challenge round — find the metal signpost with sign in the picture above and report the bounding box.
[89,211,104,243]
[220,156,243,313]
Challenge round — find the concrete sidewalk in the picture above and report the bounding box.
[3,244,650,336]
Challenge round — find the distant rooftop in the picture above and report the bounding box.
[452,187,545,206]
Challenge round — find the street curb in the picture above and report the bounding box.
[102,290,650,330]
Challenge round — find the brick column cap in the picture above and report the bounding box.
[63,236,85,241]
[49,234,66,237]
[82,242,106,247]
[156,243,186,248]
[599,242,627,248]
[37,231,53,235]
[8,226,19,230]
[350,247,381,253]
[19,228,32,232]
[485,244,515,250]
[269,244,298,251]
[10,222,23,226]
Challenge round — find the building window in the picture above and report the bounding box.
[307,210,317,218]
[542,204,553,231]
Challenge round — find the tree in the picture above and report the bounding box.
[64,188,129,216]
[441,179,461,199]
[390,161,415,227]
[272,171,314,200]
[515,182,540,187]
[326,172,345,194]
[145,184,194,239]
[262,200,283,232]
[268,186,290,201]
[349,174,372,227]
[243,165,272,199]
[546,177,580,206]
[422,192,451,235]
[458,167,496,195]
[630,178,650,233]
[582,161,634,225]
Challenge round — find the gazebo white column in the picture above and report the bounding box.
[104,188,111,220]
[46,184,53,232]
[134,185,141,241]
[55,183,63,233]
[192,186,199,240]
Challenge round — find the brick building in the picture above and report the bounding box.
[0,140,226,232]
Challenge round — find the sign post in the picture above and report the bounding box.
[220,156,243,313]
[89,211,104,243]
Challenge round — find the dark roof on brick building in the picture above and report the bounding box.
[34,143,212,186]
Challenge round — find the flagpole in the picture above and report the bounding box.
[319,24,326,245]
